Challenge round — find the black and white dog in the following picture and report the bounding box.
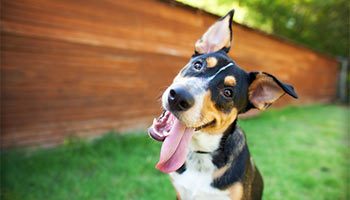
[148,10,298,200]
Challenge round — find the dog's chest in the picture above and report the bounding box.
[169,132,231,200]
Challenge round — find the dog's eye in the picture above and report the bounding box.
[223,89,233,98]
[193,61,203,70]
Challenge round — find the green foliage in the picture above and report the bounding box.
[178,0,349,58]
[1,105,348,200]
[237,0,349,58]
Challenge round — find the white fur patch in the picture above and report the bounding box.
[170,152,230,200]
[207,63,233,81]
[169,131,231,200]
[191,131,223,152]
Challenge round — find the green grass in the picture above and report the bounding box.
[1,105,348,200]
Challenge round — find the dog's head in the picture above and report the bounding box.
[149,10,297,173]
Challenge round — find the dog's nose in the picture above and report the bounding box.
[168,87,194,111]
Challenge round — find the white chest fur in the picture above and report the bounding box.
[169,132,231,200]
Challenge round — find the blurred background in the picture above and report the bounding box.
[1,0,349,199]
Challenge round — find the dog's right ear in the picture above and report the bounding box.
[195,9,234,54]
[248,72,298,110]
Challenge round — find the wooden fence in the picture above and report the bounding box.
[1,0,339,147]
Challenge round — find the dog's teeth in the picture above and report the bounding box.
[163,131,171,136]
[153,127,164,137]
[154,130,163,137]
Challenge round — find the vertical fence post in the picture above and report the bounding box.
[337,57,349,104]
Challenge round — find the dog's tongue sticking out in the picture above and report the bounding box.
[148,111,195,173]
[156,122,194,173]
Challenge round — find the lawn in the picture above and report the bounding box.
[1,105,348,200]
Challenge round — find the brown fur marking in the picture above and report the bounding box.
[200,91,238,134]
[213,164,231,179]
[206,57,218,68]
[228,182,244,200]
[224,75,236,86]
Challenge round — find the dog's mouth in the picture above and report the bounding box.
[148,110,215,173]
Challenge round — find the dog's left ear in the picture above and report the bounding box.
[248,72,298,110]
[195,9,234,54]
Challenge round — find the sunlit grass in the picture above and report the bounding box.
[240,105,348,200]
[1,104,348,200]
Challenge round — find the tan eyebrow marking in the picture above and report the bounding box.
[206,57,218,68]
[224,76,236,86]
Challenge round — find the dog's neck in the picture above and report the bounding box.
[189,120,246,167]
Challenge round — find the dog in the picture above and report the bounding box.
[148,9,298,200]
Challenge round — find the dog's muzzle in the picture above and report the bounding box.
[167,86,194,112]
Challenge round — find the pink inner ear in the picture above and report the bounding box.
[249,80,285,110]
[195,14,231,54]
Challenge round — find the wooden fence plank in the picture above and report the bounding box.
[1,0,339,148]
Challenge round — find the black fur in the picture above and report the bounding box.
[212,145,248,189]
[211,120,248,189]
[184,51,298,115]
[176,163,186,174]
[211,120,237,168]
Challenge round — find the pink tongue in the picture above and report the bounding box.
[156,118,195,173]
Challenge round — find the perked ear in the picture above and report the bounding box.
[248,72,298,110]
[195,9,234,54]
